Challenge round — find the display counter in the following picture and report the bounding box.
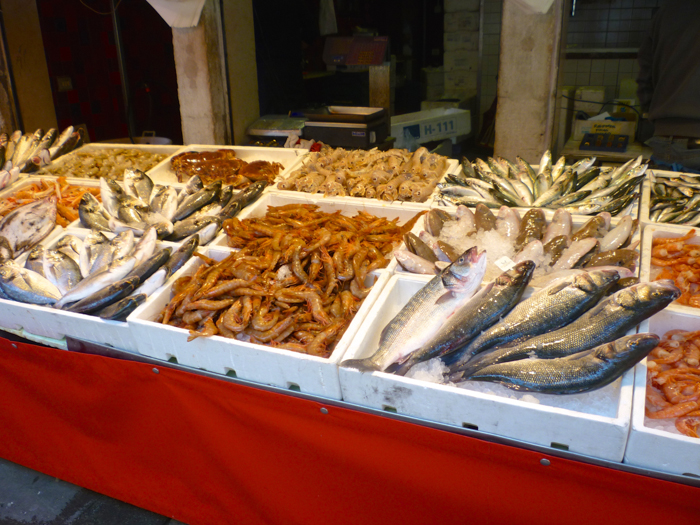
[0,334,698,525]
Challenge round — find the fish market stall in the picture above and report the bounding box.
[1,142,700,524]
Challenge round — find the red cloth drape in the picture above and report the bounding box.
[0,336,697,525]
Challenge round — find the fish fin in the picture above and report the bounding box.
[435,291,455,305]
[341,358,380,372]
[385,354,415,376]
[546,280,571,295]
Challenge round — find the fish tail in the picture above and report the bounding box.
[341,358,380,372]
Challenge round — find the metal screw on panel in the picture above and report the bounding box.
[152,368,159,374]
[320,407,329,415]
[540,459,551,466]
[11,343,16,348]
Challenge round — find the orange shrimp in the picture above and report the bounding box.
[676,416,700,438]
[646,400,700,419]
[653,229,696,246]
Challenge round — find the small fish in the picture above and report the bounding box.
[131,226,158,265]
[78,192,111,231]
[461,334,660,394]
[100,177,124,217]
[515,209,546,249]
[43,249,82,295]
[123,168,154,203]
[25,245,45,275]
[97,293,147,321]
[55,235,83,267]
[149,185,178,221]
[341,247,487,372]
[0,197,57,255]
[404,232,438,263]
[133,267,169,296]
[167,216,221,242]
[164,235,200,275]
[0,263,61,305]
[126,247,172,283]
[65,275,141,315]
[172,180,222,222]
[55,255,138,309]
[394,249,437,274]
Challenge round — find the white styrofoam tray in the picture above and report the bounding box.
[35,143,181,180]
[640,224,700,315]
[338,272,636,461]
[210,191,428,274]
[624,311,700,478]
[395,205,641,282]
[147,145,308,184]
[641,169,700,226]
[0,229,186,353]
[272,155,459,208]
[128,246,391,399]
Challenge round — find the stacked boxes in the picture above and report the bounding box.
[442,0,480,100]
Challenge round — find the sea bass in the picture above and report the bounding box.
[462,334,660,394]
[451,280,680,380]
[453,269,620,365]
[391,260,535,376]
[341,246,487,372]
[0,263,61,305]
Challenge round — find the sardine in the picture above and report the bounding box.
[164,235,200,275]
[451,280,680,379]
[451,270,620,367]
[392,261,535,376]
[461,334,659,394]
[167,216,221,242]
[133,267,169,297]
[341,246,487,372]
[149,185,178,221]
[126,247,172,283]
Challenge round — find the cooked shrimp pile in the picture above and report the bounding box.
[0,176,100,227]
[646,329,700,438]
[651,228,700,307]
[156,204,424,357]
[277,146,450,202]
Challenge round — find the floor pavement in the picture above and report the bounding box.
[0,458,187,525]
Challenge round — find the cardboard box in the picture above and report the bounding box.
[444,70,478,98]
[571,113,638,141]
[421,66,444,100]
[574,86,606,116]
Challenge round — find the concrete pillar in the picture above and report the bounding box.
[494,0,564,163]
[0,0,56,132]
[221,0,259,145]
[172,0,230,145]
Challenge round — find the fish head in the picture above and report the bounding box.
[595,334,660,365]
[616,280,681,311]
[79,191,101,212]
[446,246,487,291]
[497,260,536,288]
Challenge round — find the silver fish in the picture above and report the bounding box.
[452,280,680,379]
[150,185,178,221]
[453,270,620,367]
[78,192,111,231]
[0,197,57,255]
[100,177,124,217]
[25,245,45,275]
[392,261,536,376]
[79,230,111,278]
[42,249,82,295]
[55,255,138,309]
[394,249,437,274]
[462,334,659,394]
[123,168,154,203]
[341,246,487,372]
[131,226,157,265]
[172,180,222,222]
[0,263,61,304]
[55,235,83,266]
